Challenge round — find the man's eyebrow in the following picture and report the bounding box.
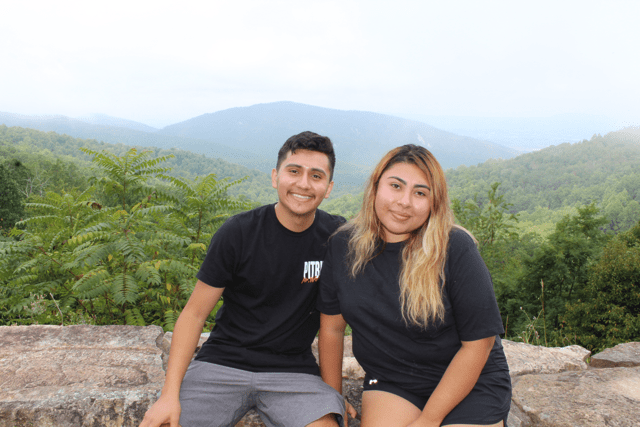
[388,176,431,190]
[284,163,327,175]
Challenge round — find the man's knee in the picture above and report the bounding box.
[305,413,340,427]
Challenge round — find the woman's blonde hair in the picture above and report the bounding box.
[342,144,458,327]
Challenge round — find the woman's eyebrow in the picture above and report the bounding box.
[388,176,430,190]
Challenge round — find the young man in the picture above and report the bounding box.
[140,132,347,427]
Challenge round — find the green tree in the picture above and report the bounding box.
[562,222,640,352]
[452,182,519,250]
[452,182,535,335]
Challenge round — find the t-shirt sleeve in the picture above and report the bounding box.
[316,236,342,315]
[446,230,505,341]
[195,217,240,289]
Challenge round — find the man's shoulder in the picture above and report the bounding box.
[227,204,273,225]
[212,205,273,241]
[315,209,346,231]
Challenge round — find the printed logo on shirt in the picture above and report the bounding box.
[301,261,323,284]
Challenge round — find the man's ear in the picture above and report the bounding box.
[324,181,334,199]
[271,168,278,189]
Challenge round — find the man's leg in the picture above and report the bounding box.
[254,371,345,427]
[179,360,255,427]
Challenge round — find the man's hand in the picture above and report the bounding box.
[139,395,181,427]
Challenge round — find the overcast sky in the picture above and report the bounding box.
[2,0,639,128]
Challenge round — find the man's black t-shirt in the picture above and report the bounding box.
[195,204,344,375]
[318,228,510,396]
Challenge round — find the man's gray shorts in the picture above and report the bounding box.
[179,360,345,427]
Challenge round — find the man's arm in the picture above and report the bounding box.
[139,280,224,427]
[319,313,358,424]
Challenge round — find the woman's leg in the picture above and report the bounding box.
[361,390,422,427]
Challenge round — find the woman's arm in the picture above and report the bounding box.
[139,280,224,427]
[408,336,495,427]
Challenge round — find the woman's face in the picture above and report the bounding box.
[374,162,432,243]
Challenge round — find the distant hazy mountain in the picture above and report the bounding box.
[0,111,271,172]
[396,113,621,152]
[159,101,520,171]
[76,114,159,133]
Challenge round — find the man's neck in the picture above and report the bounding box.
[274,203,316,232]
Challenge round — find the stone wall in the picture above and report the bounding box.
[1,325,639,426]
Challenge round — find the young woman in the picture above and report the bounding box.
[318,144,511,427]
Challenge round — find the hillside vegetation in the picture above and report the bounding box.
[1,124,638,352]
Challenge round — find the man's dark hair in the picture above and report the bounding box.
[276,131,336,180]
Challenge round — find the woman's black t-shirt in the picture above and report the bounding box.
[318,228,510,396]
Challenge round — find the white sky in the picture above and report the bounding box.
[1,0,639,128]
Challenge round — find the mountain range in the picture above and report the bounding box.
[7,102,602,193]
[1,102,518,165]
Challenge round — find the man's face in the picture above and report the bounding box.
[271,149,334,228]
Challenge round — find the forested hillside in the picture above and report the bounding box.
[0,125,276,204]
[446,130,640,233]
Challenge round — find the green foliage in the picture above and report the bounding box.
[168,172,253,264]
[562,222,640,352]
[0,163,25,233]
[80,147,174,210]
[323,192,363,219]
[515,206,578,238]
[0,148,250,330]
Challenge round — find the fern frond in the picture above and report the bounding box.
[135,263,162,286]
[163,309,178,331]
[125,308,146,326]
[111,273,139,305]
[73,268,111,299]
[24,203,62,212]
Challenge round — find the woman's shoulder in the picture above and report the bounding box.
[448,226,477,250]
